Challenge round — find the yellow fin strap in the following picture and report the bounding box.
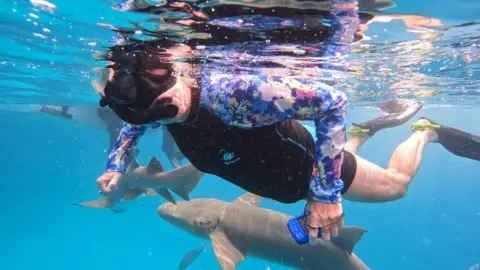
[347,127,370,136]
[411,123,441,132]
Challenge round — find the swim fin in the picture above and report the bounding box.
[349,99,423,137]
[415,117,480,161]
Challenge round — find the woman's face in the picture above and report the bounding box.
[165,44,193,75]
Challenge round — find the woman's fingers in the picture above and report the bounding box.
[106,173,121,190]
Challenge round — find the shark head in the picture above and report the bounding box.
[157,199,225,238]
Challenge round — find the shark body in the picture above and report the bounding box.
[0,104,201,207]
[158,193,369,270]
[0,103,185,168]
[75,154,203,211]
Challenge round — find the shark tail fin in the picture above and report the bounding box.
[331,226,368,254]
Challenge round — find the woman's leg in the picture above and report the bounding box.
[344,126,369,154]
[343,119,438,202]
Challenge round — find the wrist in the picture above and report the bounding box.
[310,194,343,204]
[105,165,126,174]
[309,184,343,204]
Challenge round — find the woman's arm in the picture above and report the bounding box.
[321,0,360,72]
[106,123,148,173]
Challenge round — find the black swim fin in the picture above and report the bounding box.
[352,99,423,136]
[418,117,480,161]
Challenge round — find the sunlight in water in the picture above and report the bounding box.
[0,1,479,270]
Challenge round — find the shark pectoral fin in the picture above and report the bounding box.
[233,193,262,207]
[147,156,165,173]
[171,187,190,201]
[209,230,245,270]
[73,198,125,214]
[154,188,177,205]
[73,198,113,209]
[332,226,368,254]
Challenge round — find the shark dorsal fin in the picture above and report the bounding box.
[233,193,261,207]
[331,226,368,254]
[147,156,165,173]
[209,230,245,269]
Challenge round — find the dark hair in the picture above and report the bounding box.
[98,40,180,124]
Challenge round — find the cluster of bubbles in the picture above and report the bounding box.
[0,0,479,107]
[344,21,480,107]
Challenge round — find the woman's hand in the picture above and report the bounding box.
[96,171,126,204]
[306,200,344,243]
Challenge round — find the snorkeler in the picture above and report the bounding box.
[95,0,360,243]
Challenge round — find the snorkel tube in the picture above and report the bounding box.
[100,97,179,126]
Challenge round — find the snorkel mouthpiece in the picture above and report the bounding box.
[105,97,179,125]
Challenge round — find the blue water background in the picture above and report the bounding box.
[0,0,479,269]
[1,105,479,270]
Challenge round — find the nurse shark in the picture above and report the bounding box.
[157,193,370,270]
[0,104,199,207]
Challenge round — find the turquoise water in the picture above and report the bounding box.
[1,0,479,269]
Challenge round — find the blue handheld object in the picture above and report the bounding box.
[287,212,311,245]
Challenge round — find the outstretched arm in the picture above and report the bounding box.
[96,122,148,204]
[106,122,148,174]
[308,0,358,202]
[304,0,359,243]
[309,99,347,204]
